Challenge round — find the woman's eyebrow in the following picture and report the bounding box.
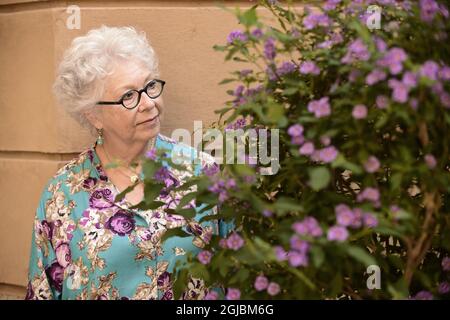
[116,73,153,95]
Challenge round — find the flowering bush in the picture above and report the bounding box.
[141,0,450,299]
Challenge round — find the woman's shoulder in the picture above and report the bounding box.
[39,147,94,202]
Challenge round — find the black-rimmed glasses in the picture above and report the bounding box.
[97,79,166,110]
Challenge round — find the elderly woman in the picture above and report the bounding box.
[26,25,229,300]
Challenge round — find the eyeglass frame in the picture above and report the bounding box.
[97,79,166,110]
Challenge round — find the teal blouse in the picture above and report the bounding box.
[26,134,230,300]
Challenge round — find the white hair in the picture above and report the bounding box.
[53,25,160,131]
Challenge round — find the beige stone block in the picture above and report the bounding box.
[0,158,65,286]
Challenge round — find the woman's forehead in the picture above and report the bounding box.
[106,60,151,93]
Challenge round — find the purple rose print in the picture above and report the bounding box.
[89,188,114,209]
[140,228,152,241]
[105,210,136,236]
[37,220,53,241]
[82,177,97,190]
[161,290,174,300]
[55,242,72,268]
[25,281,34,300]
[157,272,171,288]
[45,261,64,292]
[186,223,203,236]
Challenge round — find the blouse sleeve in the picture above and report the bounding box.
[25,185,61,300]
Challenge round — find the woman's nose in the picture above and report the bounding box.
[137,92,156,112]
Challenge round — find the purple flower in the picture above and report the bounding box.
[240,69,253,77]
[145,148,157,160]
[290,235,310,253]
[204,291,219,300]
[409,98,418,110]
[226,233,245,251]
[308,97,331,118]
[373,36,387,52]
[350,208,363,229]
[254,275,269,291]
[251,28,263,38]
[55,243,71,268]
[264,38,276,60]
[318,145,338,163]
[299,61,320,75]
[45,262,64,292]
[303,12,332,29]
[226,288,241,300]
[323,0,341,11]
[388,79,409,103]
[292,217,322,237]
[366,69,387,85]
[105,210,135,236]
[441,92,450,108]
[442,257,450,271]
[352,104,368,119]
[377,48,407,75]
[420,60,440,81]
[420,0,440,23]
[341,39,370,64]
[288,124,304,138]
[203,163,219,177]
[288,250,309,267]
[402,71,418,88]
[439,65,450,81]
[363,213,379,228]
[154,166,172,183]
[327,226,349,242]
[262,209,273,217]
[364,156,380,173]
[335,204,355,227]
[277,62,297,76]
[274,246,288,261]
[438,282,450,294]
[233,85,245,97]
[267,282,281,296]
[357,187,380,203]
[412,290,433,300]
[227,30,248,44]
[197,250,213,265]
[299,142,315,155]
[89,188,114,209]
[348,69,361,82]
[424,154,437,169]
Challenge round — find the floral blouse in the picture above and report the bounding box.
[26,134,230,300]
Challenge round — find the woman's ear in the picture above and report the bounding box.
[84,108,103,130]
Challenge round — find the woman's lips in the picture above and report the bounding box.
[138,114,159,126]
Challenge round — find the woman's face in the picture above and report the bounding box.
[90,59,163,146]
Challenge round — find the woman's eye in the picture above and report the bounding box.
[123,92,135,100]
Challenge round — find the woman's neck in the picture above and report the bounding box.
[100,136,156,167]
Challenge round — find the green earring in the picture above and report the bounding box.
[96,128,104,145]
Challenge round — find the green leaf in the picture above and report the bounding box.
[346,245,376,267]
[310,245,325,268]
[273,196,304,215]
[114,183,138,203]
[238,5,258,27]
[174,207,197,219]
[161,227,191,243]
[331,154,363,175]
[173,268,189,299]
[308,167,331,191]
[218,78,236,85]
